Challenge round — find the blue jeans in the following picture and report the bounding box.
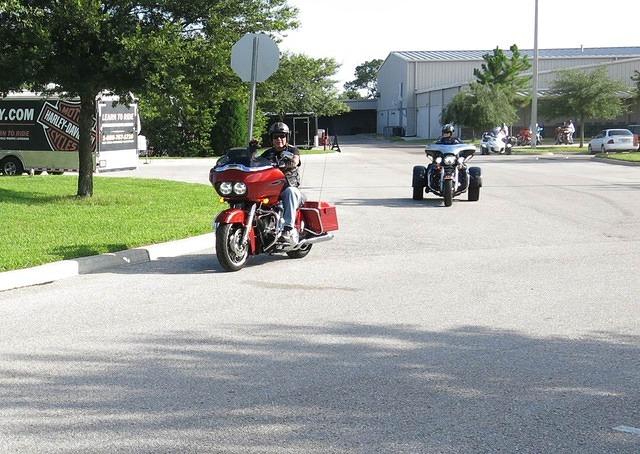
[281,186,304,229]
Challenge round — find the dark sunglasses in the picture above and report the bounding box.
[272,134,287,139]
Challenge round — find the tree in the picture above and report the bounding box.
[211,98,247,155]
[0,0,298,196]
[441,44,530,137]
[343,58,384,99]
[137,28,268,158]
[474,45,531,91]
[257,53,348,119]
[341,89,364,100]
[442,83,518,137]
[540,67,630,147]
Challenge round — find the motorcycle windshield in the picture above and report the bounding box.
[214,147,273,171]
[426,143,476,159]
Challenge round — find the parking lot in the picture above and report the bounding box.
[1,143,639,453]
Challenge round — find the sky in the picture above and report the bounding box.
[279,0,640,90]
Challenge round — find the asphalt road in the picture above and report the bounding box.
[1,144,639,453]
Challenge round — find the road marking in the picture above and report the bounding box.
[613,425,640,436]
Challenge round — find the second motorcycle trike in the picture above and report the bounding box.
[412,143,482,207]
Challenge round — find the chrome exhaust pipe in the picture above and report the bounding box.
[292,233,334,250]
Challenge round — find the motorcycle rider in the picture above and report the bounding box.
[499,123,509,142]
[556,121,571,145]
[567,120,575,144]
[435,123,463,145]
[432,123,467,188]
[260,122,303,245]
[536,123,544,144]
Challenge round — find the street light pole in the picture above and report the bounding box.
[530,0,539,149]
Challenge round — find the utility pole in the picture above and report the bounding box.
[530,0,539,149]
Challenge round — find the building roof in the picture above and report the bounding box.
[344,99,378,110]
[392,47,640,62]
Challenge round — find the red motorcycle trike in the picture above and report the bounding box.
[209,147,338,271]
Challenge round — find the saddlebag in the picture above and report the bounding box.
[301,201,339,234]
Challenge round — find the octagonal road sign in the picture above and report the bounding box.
[231,33,280,83]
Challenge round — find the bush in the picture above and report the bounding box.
[211,98,248,155]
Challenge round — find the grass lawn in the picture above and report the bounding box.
[510,145,586,154]
[0,176,224,272]
[595,151,640,162]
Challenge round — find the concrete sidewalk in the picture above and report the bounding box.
[0,233,214,292]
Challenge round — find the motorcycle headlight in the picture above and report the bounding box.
[233,182,247,195]
[218,182,233,195]
[443,155,457,165]
[457,156,465,164]
[435,157,443,164]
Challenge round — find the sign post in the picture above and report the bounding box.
[530,0,539,149]
[231,33,280,143]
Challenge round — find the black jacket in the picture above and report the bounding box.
[435,136,463,145]
[260,145,301,187]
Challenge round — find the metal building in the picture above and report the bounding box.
[377,47,640,139]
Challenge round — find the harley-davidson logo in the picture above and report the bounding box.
[36,100,95,151]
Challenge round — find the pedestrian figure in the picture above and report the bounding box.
[331,134,341,152]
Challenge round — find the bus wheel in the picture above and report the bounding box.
[1,157,24,176]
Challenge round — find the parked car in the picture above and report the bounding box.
[588,129,636,153]
[627,125,640,150]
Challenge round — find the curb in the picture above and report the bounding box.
[0,233,215,292]
[592,156,640,166]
